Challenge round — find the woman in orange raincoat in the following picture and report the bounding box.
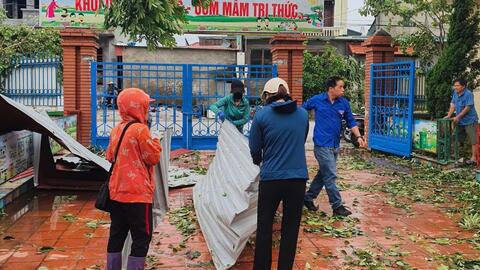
[105,88,161,270]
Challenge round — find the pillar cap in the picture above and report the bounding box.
[60,28,99,48]
[362,28,393,48]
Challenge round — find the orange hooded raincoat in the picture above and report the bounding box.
[106,88,161,204]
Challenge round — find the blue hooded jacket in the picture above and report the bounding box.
[249,100,309,181]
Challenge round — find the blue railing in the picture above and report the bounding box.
[1,53,63,108]
[91,62,277,149]
[369,61,415,157]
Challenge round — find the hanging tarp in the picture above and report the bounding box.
[193,121,260,269]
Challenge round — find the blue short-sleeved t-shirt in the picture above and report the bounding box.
[302,93,357,147]
[451,89,478,126]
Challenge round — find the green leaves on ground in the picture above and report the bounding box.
[302,210,363,238]
[168,204,198,239]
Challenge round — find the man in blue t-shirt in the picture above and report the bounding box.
[444,78,479,165]
[303,76,366,217]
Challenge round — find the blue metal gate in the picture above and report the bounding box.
[90,62,277,149]
[369,61,415,157]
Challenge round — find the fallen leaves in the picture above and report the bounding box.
[168,204,198,239]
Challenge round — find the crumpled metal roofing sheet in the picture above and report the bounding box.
[0,94,111,171]
[193,121,260,269]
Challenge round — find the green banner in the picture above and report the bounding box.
[40,0,327,33]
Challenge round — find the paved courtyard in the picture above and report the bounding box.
[0,149,479,269]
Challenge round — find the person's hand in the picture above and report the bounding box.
[218,112,225,122]
[443,115,451,119]
[453,116,460,125]
[357,136,367,148]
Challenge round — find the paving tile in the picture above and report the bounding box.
[55,237,90,249]
[184,247,212,263]
[60,228,95,239]
[0,250,14,265]
[29,230,65,241]
[86,237,108,249]
[5,223,42,233]
[37,221,72,231]
[39,259,78,270]
[5,250,46,263]
[230,262,254,270]
[82,248,106,259]
[0,239,23,250]
[27,238,58,248]
[236,246,254,263]
[74,258,105,270]
[13,217,47,227]
[147,254,185,268]
[44,248,85,261]
[1,261,41,270]
[3,231,34,241]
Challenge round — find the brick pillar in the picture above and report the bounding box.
[362,29,395,147]
[61,29,99,146]
[270,33,307,105]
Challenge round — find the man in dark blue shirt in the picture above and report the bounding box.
[444,78,478,165]
[303,76,366,217]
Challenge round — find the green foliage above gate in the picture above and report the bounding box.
[425,0,480,118]
[0,9,62,90]
[360,0,452,72]
[104,0,213,50]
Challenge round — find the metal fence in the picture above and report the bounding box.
[1,54,63,108]
[414,72,427,112]
[91,62,277,149]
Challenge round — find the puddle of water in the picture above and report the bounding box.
[0,190,96,231]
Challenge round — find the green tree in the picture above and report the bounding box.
[0,8,62,91]
[104,0,212,49]
[303,46,365,112]
[360,0,452,71]
[426,0,480,118]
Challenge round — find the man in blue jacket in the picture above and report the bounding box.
[303,76,366,217]
[249,77,309,270]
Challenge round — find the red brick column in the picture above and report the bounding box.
[61,29,99,146]
[362,29,395,147]
[270,33,307,105]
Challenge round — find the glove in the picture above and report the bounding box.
[252,156,262,166]
[218,112,225,122]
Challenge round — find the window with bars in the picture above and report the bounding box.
[3,0,32,19]
[4,0,15,18]
[16,0,25,18]
[249,49,272,78]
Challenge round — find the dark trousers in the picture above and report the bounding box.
[107,200,153,257]
[253,180,306,270]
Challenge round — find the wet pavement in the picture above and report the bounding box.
[0,149,479,269]
[0,191,109,270]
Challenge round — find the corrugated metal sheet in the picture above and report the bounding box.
[193,121,260,269]
[0,94,110,171]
